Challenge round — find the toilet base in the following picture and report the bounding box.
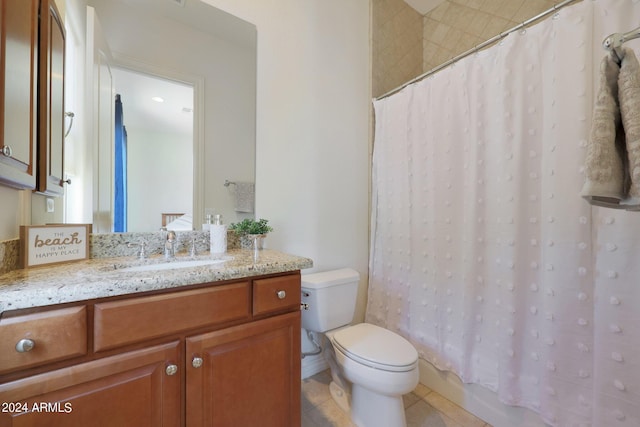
[329,381,351,414]
[350,383,407,427]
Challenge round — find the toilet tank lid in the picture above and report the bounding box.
[302,268,360,289]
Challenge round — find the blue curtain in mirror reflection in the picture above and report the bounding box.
[114,94,128,232]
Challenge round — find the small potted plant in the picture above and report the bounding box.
[229,218,273,249]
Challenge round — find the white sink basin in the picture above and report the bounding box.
[120,258,231,272]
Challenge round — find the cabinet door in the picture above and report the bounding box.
[36,0,66,195]
[186,311,301,427]
[0,0,38,190]
[0,341,181,427]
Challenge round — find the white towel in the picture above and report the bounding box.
[166,213,193,231]
[581,52,627,207]
[233,182,255,213]
[619,47,640,209]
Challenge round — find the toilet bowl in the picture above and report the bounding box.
[326,323,419,427]
[301,269,419,427]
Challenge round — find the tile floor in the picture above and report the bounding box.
[301,370,492,427]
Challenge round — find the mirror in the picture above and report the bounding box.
[65,0,256,232]
[111,67,195,232]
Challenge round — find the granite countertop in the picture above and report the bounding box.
[0,249,313,314]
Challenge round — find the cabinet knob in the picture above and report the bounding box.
[15,338,35,353]
[165,364,178,376]
[276,290,286,299]
[60,178,72,185]
[1,145,12,157]
[192,357,204,368]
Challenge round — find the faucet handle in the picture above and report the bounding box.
[126,241,148,259]
[189,237,208,257]
[190,238,198,257]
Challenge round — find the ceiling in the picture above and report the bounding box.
[109,0,256,49]
[87,0,257,137]
[112,67,194,136]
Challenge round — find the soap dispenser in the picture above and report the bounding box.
[209,214,227,255]
[203,213,213,231]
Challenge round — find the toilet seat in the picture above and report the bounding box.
[331,323,418,372]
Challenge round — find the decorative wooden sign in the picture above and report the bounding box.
[20,224,92,268]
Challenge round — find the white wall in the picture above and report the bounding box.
[126,128,192,231]
[201,0,371,314]
[0,187,28,240]
[201,1,371,378]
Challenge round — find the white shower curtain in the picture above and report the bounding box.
[368,1,640,426]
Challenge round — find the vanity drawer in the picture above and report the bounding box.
[0,306,87,374]
[94,281,251,352]
[253,274,301,317]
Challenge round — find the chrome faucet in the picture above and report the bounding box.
[165,231,177,259]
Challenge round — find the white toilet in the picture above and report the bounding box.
[301,268,419,427]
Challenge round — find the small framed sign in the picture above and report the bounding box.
[20,224,92,268]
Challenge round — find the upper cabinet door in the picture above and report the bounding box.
[37,0,66,196]
[0,0,39,190]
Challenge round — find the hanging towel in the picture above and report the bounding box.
[618,47,640,210]
[581,52,627,207]
[233,182,255,213]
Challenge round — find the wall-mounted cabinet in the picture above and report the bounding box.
[0,0,66,195]
[36,0,66,196]
[0,0,39,190]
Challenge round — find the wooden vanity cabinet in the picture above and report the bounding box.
[0,341,181,427]
[186,311,301,427]
[0,0,39,189]
[0,306,87,375]
[0,271,302,427]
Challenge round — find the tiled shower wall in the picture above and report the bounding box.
[373,0,559,98]
[372,0,424,98]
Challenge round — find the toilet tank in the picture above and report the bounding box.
[301,268,360,333]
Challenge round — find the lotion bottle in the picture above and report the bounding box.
[209,214,227,255]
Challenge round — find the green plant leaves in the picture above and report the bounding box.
[228,218,273,235]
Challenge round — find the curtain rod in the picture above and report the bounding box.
[376,0,581,100]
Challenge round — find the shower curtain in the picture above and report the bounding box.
[368,1,640,426]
